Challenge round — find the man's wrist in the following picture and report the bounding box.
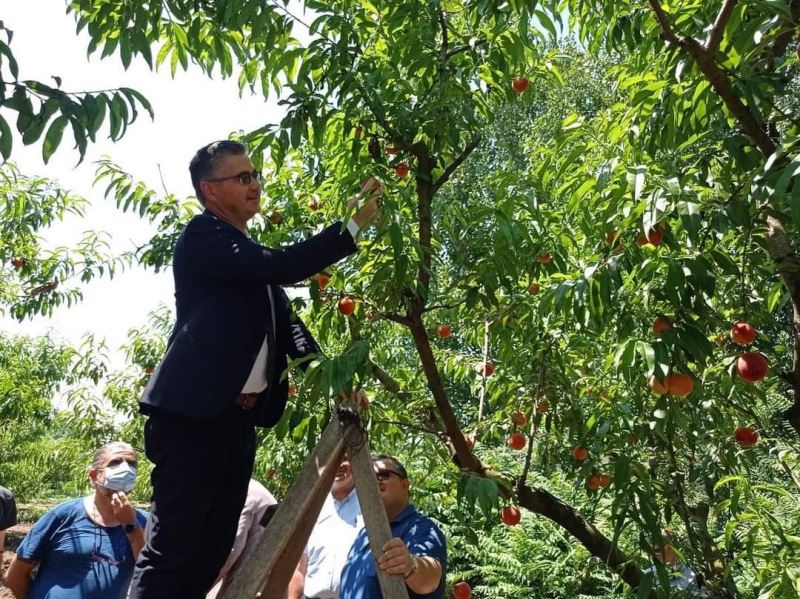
[123,521,140,534]
[404,554,419,579]
[346,217,361,240]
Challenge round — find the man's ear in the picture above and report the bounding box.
[200,180,216,205]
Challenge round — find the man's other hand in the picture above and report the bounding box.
[349,177,381,228]
[111,492,137,526]
[377,537,413,576]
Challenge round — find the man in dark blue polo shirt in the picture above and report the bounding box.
[340,455,446,599]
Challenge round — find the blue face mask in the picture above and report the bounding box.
[100,462,137,493]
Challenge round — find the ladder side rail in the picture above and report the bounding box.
[346,427,411,599]
[220,416,346,598]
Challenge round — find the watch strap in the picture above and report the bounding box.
[123,522,139,533]
[404,554,419,579]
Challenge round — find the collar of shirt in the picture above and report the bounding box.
[333,488,357,509]
[389,504,419,528]
[318,489,359,525]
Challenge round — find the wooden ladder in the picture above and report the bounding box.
[219,404,410,599]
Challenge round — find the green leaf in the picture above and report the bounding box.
[120,87,154,120]
[0,39,19,79]
[0,114,12,160]
[676,324,714,363]
[42,115,67,163]
[774,153,800,196]
[636,341,655,372]
[612,339,635,369]
[767,280,787,313]
[534,9,558,39]
[630,165,646,202]
[665,259,685,306]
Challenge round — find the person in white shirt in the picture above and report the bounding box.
[207,478,277,598]
[287,456,361,599]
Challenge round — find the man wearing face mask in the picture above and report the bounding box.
[3,442,148,599]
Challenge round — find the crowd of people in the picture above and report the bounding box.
[0,446,446,599]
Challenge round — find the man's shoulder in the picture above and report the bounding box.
[51,498,85,515]
[396,506,438,531]
[398,506,445,548]
[175,211,246,260]
[0,485,17,529]
[28,498,84,532]
[183,211,231,234]
[410,513,443,535]
[248,479,277,508]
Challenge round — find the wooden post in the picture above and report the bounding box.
[220,404,409,599]
[219,414,346,599]
[345,419,410,599]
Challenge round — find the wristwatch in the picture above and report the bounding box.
[123,522,139,534]
[404,554,419,579]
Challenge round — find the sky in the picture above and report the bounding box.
[2,1,299,370]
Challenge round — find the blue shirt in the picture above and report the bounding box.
[340,505,446,599]
[16,498,148,599]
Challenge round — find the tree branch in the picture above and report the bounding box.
[368,359,412,402]
[402,310,653,594]
[351,76,400,141]
[437,8,449,60]
[420,294,471,314]
[646,3,776,156]
[520,345,551,490]
[647,0,683,46]
[371,419,440,436]
[415,145,437,301]
[432,7,449,158]
[706,0,738,53]
[649,0,800,446]
[517,484,653,596]
[406,312,486,473]
[432,135,482,193]
[764,214,800,434]
[445,39,487,59]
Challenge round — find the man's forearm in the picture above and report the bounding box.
[286,568,305,599]
[4,561,33,599]
[127,527,145,558]
[404,555,442,595]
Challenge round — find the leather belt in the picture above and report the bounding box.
[234,393,259,410]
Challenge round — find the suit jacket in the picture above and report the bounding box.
[140,210,357,427]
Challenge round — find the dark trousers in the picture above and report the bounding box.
[129,408,256,598]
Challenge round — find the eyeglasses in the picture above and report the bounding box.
[375,469,406,482]
[204,170,262,186]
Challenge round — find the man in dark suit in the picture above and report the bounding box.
[129,140,380,598]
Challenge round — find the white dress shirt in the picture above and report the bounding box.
[303,489,362,599]
[240,218,361,395]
